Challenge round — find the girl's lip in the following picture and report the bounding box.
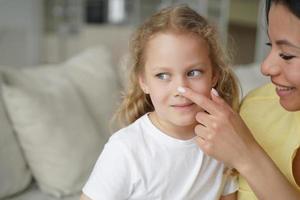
[171,103,195,107]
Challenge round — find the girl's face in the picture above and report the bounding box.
[261,3,300,111]
[139,32,218,139]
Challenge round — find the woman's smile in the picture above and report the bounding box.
[272,80,297,97]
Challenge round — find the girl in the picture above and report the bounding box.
[178,0,300,199]
[81,5,239,200]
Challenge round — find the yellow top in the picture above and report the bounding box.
[238,83,300,200]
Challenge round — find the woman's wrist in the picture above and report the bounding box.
[235,142,267,177]
[236,142,300,200]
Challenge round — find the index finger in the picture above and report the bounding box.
[177,86,218,115]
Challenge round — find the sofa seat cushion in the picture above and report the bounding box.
[5,183,80,200]
[0,66,32,199]
[1,47,116,197]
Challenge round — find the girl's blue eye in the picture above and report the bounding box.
[279,53,295,60]
[187,70,202,77]
[156,73,170,80]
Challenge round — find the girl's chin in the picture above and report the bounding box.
[173,119,197,129]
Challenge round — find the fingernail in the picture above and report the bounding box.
[211,88,219,96]
[177,86,186,93]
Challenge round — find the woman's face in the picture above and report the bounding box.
[261,3,300,111]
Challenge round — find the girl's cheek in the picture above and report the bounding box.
[190,83,211,97]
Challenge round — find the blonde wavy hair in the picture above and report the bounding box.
[114,5,240,126]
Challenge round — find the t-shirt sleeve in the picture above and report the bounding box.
[222,174,239,196]
[82,139,133,200]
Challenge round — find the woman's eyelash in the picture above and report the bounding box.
[279,53,295,60]
[265,41,296,60]
[265,42,272,46]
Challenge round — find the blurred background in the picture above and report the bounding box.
[0,0,269,68]
[0,2,271,199]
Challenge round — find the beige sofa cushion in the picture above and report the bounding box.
[1,47,115,197]
[0,68,32,199]
[65,47,121,138]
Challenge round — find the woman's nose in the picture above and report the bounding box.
[261,51,281,77]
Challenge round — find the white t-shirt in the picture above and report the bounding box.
[83,114,238,200]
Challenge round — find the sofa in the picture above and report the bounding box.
[0,46,122,200]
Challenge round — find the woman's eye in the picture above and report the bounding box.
[187,70,202,77]
[156,73,170,80]
[265,42,272,47]
[279,53,296,60]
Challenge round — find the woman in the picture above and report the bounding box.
[178,0,300,199]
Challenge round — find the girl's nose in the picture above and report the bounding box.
[173,76,189,96]
[261,51,281,77]
[176,75,189,87]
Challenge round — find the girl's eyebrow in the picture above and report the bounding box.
[151,66,170,72]
[153,62,207,70]
[187,63,208,68]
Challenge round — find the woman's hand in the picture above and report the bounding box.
[178,87,259,172]
[178,87,300,200]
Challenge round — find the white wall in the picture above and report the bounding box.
[0,0,43,68]
[255,0,269,63]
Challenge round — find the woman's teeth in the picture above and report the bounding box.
[276,85,295,91]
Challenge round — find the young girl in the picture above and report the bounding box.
[81,5,239,200]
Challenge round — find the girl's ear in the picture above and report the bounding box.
[212,71,219,88]
[138,74,149,94]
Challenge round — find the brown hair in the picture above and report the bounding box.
[114,5,240,126]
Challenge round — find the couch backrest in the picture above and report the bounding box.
[0,66,32,199]
[0,46,122,197]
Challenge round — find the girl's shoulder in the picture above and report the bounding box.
[108,114,149,147]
